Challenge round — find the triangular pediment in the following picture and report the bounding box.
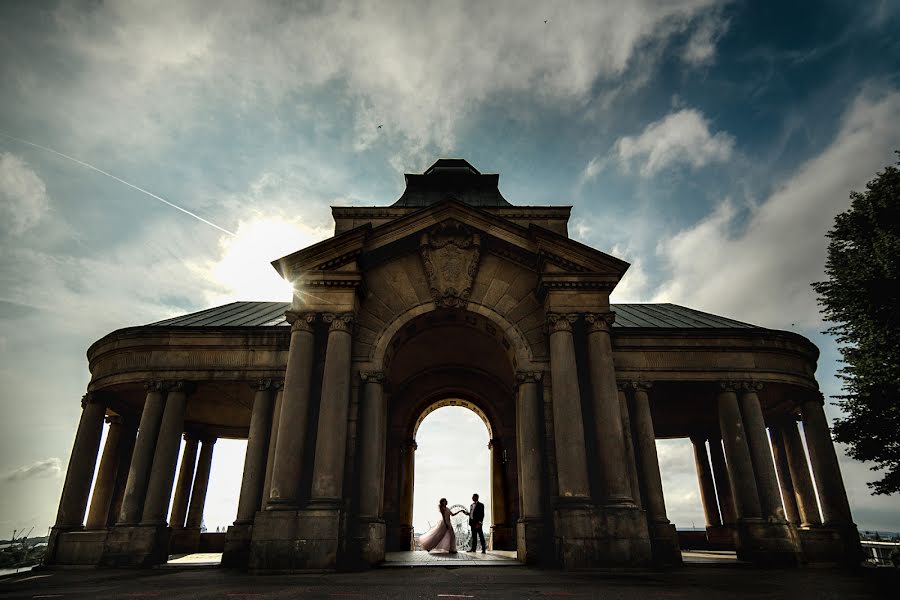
[272,199,629,282]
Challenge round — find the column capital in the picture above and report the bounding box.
[401,438,418,452]
[286,311,317,333]
[584,311,616,333]
[250,378,274,392]
[516,370,543,384]
[105,415,123,426]
[807,390,826,406]
[738,381,764,393]
[81,392,101,408]
[488,438,500,450]
[616,381,628,392]
[546,312,578,333]
[163,380,196,395]
[718,380,740,393]
[143,380,167,392]
[183,432,199,442]
[271,379,285,391]
[359,370,385,384]
[322,312,354,333]
[627,380,653,393]
[689,433,708,444]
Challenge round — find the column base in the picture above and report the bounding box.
[100,524,171,567]
[45,527,108,566]
[705,525,736,549]
[798,524,863,565]
[517,518,549,564]
[355,518,386,567]
[553,500,652,568]
[222,523,253,568]
[733,519,802,566]
[248,507,342,572]
[489,523,516,550]
[648,521,682,566]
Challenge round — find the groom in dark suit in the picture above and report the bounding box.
[467,493,486,553]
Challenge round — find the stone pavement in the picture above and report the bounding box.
[384,550,519,567]
[2,562,897,599]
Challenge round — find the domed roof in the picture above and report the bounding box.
[391,158,512,207]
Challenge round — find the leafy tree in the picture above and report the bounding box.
[813,153,900,495]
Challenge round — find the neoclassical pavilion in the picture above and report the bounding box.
[46,159,861,571]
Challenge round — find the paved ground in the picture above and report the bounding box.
[1,562,897,599]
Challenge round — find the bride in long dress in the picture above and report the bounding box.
[418,498,466,553]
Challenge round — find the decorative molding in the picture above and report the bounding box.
[359,370,385,384]
[584,311,616,333]
[272,379,285,391]
[419,220,482,308]
[286,311,317,333]
[323,312,354,333]
[546,312,578,333]
[516,370,544,384]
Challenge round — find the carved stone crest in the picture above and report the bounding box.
[419,221,481,308]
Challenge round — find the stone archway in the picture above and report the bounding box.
[379,308,520,552]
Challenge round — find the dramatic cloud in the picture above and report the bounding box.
[614,108,735,176]
[653,88,900,328]
[2,458,62,483]
[0,153,49,235]
[12,1,724,160]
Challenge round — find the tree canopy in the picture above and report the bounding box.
[812,153,900,495]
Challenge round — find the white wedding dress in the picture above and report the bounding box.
[419,505,457,553]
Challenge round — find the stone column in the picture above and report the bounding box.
[781,418,822,526]
[267,313,316,508]
[118,382,167,524]
[107,423,136,527]
[357,371,387,564]
[630,382,679,563]
[261,382,284,510]
[186,438,216,528]
[169,435,199,530]
[398,439,416,549]
[801,396,853,526]
[489,438,509,548]
[516,371,545,562]
[618,384,642,509]
[141,382,190,525]
[54,394,107,529]
[717,383,762,520]
[708,438,737,526]
[86,416,126,529]
[547,313,591,500]
[235,380,275,524]
[691,436,721,528]
[584,312,634,506]
[738,383,786,522]
[769,424,800,524]
[309,312,354,504]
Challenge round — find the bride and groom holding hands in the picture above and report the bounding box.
[419,493,487,554]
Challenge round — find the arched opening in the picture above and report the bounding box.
[412,404,491,552]
[379,308,520,554]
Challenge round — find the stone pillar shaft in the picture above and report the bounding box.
[708,438,737,525]
[547,314,591,500]
[118,384,167,524]
[717,386,762,519]
[186,439,216,528]
[86,416,125,529]
[141,385,188,525]
[398,439,416,541]
[630,383,669,524]
[618,387,642,508]
[801,398,853,526]
[358,373,387,519]
[489,439,507,526]
[107,424,136,528]
[268,314,316,508]
[769,425,800,524]
[692,437,722,527]
[261,385,284,510]
[585,313,633,505]
[310,313,354,503]
[738,384,786,521]
[235,382,275,523]
[781,418,822,526]
[516,373,544,518]
[169,436,199,529]
[55,395,106,528]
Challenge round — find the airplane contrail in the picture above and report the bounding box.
[0,132,236,236]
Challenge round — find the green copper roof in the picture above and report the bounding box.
[147,301,760,329]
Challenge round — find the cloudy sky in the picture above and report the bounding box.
[1,1,899,539]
